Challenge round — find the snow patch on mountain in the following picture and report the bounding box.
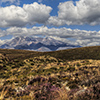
[0,36,80,51]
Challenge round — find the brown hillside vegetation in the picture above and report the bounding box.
[0,46,100,61]
[0,46,100,100]
[44,46,100,60]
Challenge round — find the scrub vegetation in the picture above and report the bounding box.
[0,46,100,100]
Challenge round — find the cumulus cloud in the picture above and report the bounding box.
[0,26,99,46]
[0,29,13,45]
[0,2,52,27]
[5,26,98,39]
[48,0,100,26]
[1,0,100,27]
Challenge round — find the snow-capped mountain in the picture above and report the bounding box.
[0,36,80,51]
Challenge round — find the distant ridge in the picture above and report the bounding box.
[44,46,100,60]
[0,46,100,61]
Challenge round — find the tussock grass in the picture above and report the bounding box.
[0,46,100,99]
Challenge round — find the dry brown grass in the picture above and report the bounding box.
[0,87,9,100]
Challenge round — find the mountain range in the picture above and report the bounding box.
[0,36,80,51]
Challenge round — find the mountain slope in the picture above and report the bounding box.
[0,36,80,51]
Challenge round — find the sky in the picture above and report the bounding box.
[0,0,100,47]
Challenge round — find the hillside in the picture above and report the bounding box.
[0,46,100,61]
[44,46,100,60]
[0,46,100,100]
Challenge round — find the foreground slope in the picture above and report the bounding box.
[0,46,100,100]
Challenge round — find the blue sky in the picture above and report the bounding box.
[0,0,99,31]
[0,0,100,47]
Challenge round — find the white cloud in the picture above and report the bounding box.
[1,0,100,27]
[0,39,6,45]
[5,26,98,39]
[0,39,12,46]
[23,2,52,24]
[0,2,52,27]
[48,0,100,26]
[0,26,99,47]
